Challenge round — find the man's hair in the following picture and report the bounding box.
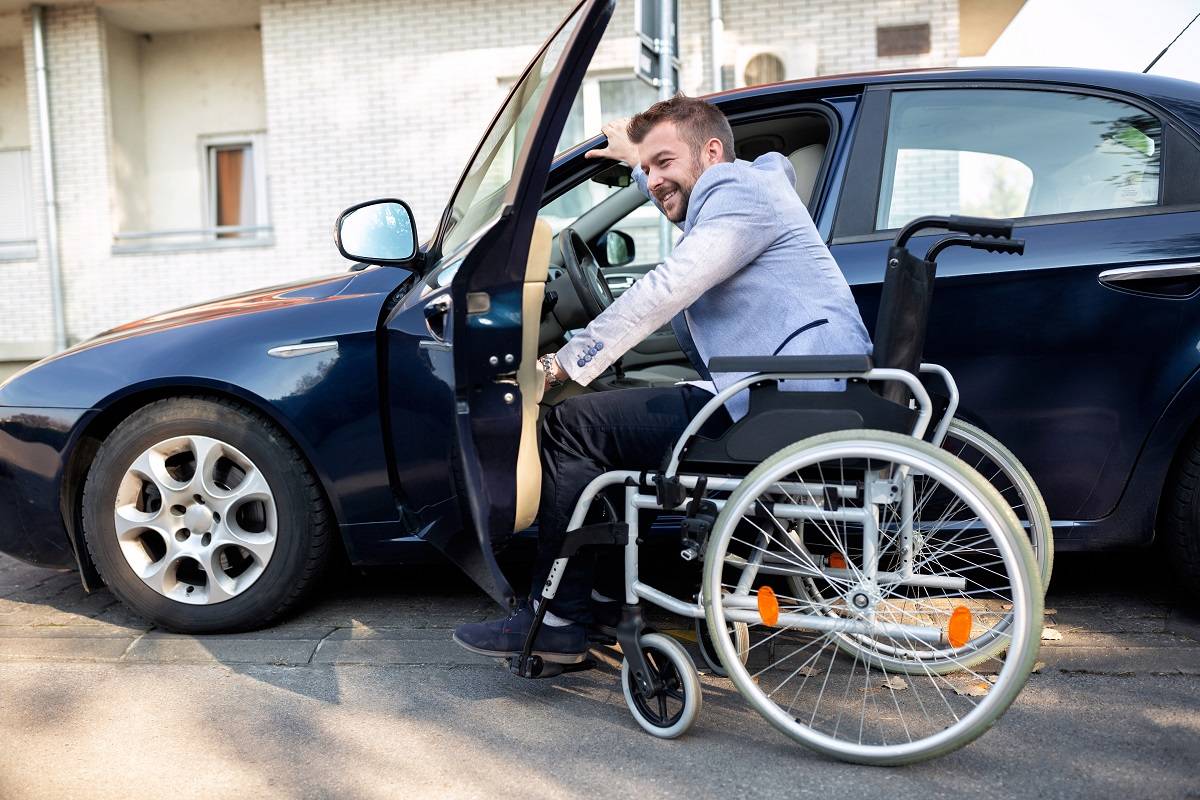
[627,94,735,163]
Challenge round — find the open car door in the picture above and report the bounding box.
[431,0,616,606]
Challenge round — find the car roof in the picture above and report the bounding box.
[704,65,1200,105]
[552,66,1200,170]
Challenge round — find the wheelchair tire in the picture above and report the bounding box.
[694,612,748,677]
[620,633,702,739]
[939,418,1054,590]
[702,429,1041,765]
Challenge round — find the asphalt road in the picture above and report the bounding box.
[1,550,1197,800]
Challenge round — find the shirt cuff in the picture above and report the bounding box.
[555,334,611,386]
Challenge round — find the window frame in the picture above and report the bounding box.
[197,131,269,237]
[831,81,1200,245]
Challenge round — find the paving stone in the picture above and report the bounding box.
[309,637,493,666]
[0,624,140,638]
[122,636,319,665]
[0,636,136,662]
[1040,646,1200,675]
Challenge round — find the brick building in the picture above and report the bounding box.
[0,0,1013,371]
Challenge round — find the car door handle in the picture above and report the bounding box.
[1099,262,1200,287]
[424,295,451,341]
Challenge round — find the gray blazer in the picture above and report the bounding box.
[556,152,872,419]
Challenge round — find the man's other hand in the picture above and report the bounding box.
[585,118,638,167]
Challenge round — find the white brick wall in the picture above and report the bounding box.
[0,0,958,356]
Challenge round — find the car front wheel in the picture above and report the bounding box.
[82,396,332,632]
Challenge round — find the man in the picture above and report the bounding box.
[454,95,871,664]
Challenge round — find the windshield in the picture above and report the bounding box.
[439,5,584,255]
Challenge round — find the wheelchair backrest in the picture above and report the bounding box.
[871,245,935,405]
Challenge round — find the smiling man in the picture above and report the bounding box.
[453,94,872,664]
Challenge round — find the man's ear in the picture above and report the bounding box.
[704,137,726,166]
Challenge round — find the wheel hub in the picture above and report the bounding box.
[845,583,882,616]
[113,434,278,605]
[183,503,214,533]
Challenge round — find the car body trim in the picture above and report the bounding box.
[1098,262,1200,285]
[266,341,339,359]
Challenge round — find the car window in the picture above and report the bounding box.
[539,178,623,235]
[876,89,1162,231]
[439,7,583,255]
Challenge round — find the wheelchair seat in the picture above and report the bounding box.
[678,379,918,473]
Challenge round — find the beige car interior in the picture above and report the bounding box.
[513,217,552,531]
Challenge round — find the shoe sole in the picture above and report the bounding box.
[452,633,588,665]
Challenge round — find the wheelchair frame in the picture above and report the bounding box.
[506,214,1039,764]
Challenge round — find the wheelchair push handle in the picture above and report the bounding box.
[895,214,1016,249]
[945,215,1013,240]
[969,236,1025,255]
[925,234,1025,261]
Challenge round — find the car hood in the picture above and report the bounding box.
[80,271,366,349]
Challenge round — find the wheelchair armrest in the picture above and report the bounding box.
[706,354,874,375]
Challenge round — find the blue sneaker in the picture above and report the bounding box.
[453,604,587,664]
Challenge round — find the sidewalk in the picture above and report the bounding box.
[1,551,1197,799]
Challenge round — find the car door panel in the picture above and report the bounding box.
[832,184,1200,527]
[437,0,614,605]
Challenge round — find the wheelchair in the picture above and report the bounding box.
[512,215,1045,766]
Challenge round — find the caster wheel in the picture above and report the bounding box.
[621,632,703,739]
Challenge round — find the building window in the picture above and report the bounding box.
[876,24,931,57]
[743,53,785,87]
[0,149,36,260]
[201,134,268,239]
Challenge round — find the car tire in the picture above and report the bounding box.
[81,395,332,632]
[1163,429,1200,607]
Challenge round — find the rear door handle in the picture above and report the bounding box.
[1098,262,1200,287]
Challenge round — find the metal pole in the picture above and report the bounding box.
[657,0,675,260]
[709,0,723,93]
[32,5,67,352]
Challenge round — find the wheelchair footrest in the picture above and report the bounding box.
[507,654,598,679]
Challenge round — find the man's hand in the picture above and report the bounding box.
[585,117,638,167]
[541,353,568,391]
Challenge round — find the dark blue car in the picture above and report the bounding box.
[3,0,1199,631]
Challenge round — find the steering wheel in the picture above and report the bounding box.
[560,227,614,321]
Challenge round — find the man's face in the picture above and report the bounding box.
[638,121,707,223]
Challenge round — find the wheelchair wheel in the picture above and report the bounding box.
[695,612,748,677]
[703,429,1041,765]
[784,418,1050,674]
[621,633,703,739]
[938,418,1054,589]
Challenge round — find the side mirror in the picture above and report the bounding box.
[335,199,418,265]
[599,229,635,268]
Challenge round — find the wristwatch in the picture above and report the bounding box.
[539,353,564,388]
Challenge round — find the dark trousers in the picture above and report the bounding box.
[531,385,732,623]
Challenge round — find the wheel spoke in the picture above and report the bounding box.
[128,448,185,495]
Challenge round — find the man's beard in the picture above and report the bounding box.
[656,176,696,223]
[655,159,706,222]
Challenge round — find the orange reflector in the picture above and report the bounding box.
[829,553,847,569]
[948,606,973,648]
[757,586,780,626]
